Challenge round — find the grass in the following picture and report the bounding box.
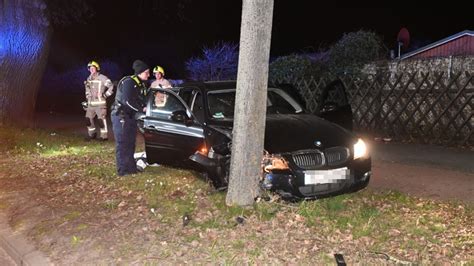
[102,199,120,210]
[253,201,280,221]
[63,211,81,221]
[231,239,245,249]
[292,189,469,248]
[1,125,472,263]
[76,224,88,230]
[33,221,53,237]
[0,127,101,156]
[70,235,81,247]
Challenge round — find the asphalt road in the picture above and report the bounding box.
[369,140,474,203]
[370,141,474,173]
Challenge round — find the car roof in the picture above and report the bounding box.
[177,80,299,92]
[177,80,237,92]
[176,80,306,107]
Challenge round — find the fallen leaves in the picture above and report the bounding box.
[169,189,186,199]
[389,229,401,237]
[0,135,472,265]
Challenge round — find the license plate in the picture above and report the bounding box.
[304,167,349,185]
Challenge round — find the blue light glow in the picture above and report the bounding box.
[0,5,47,61]
[0,29,7,59]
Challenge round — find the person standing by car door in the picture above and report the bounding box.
[84,60,114,141]
[150,65,172,110]
[111,60,150,176]
[150,65,172,88]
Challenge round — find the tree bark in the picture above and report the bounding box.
[226,0,274,206]
[0,0,51,127]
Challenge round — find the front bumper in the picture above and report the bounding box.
[263,157,371,199]
[190,152,371,199]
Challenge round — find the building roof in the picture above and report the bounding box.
[400,30,474,60]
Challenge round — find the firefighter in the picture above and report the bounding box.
[111,60,150,176]
[150,65,172,88]
[84,60,114,140]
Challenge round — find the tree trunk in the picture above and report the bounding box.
[0,0,51,127]
[226,0,274,206]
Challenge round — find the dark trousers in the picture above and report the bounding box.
[111,114,137,176]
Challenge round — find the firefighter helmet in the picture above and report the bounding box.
[87,61,100,71]
[153,65,165,75]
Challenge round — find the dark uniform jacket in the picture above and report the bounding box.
[113,76,148,117]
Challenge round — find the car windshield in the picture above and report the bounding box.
[207,88,303,120]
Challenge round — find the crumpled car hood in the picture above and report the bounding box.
[263,114,355,153]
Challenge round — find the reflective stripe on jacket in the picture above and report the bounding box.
[85,73,114,107]
[113,75,147,116]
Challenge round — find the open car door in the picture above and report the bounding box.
[141,88,205,165]
[316,79,353,131]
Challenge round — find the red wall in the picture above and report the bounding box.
[412,35,474,59]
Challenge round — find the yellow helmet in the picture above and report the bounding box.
[153,65,165,75]
[87,61,100,71]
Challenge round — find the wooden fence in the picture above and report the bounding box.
[271,71,473,147]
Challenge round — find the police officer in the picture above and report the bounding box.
[150,65,172,88]
[84,61,114,140]
[111,60,150,176]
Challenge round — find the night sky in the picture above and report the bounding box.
[49,1,473,78]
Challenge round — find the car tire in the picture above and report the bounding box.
[210,159,230,189]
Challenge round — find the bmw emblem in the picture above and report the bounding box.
[314,140,322,147]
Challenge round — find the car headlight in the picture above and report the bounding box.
[353,138,368,160]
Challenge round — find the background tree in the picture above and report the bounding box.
[226,0,274,206]
[268,30,385,81]
[185,42,239,81]
[0,0,51,126]
[269,54,313,82]
[328,29,386,75]
[267,30,385,113]
[0,0,93,127]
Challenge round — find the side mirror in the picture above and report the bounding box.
[170,110,193,125]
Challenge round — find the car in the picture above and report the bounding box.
[138,80,371,199]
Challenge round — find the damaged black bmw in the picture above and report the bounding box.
[139,80,371,199]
